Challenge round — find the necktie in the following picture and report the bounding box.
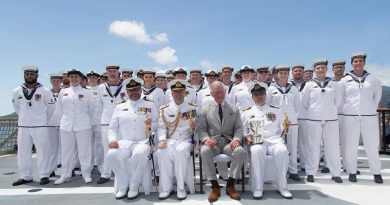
[218,104,223,122]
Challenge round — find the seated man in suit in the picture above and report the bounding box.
[196,81,246,203]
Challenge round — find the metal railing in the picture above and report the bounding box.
[0,119,18,154]
[378,108,390,154]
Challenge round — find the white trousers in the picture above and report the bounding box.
[48,127,60,172]
[338,115,346,169]
[157,140,195,193]
[298,119,309,168]
[91,124,103,171]
[343,116,381,175]
[305,121,341,176]
[100,126,112,178]
[286,125,299,174]
[107,143,150,192]
[250,142,289,191]
[60,129,93,178]
[17,127,52,179]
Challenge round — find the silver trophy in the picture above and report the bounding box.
[250,120,264,144]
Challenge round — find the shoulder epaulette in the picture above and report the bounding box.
[188,102,197,107]
[243,107,252,112]
[270,105,279,109]
[116,100,126,105]
[160,103,169,110]
[143,96,154,102]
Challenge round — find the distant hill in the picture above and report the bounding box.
[0,112,18,120]
[380,86,390,108]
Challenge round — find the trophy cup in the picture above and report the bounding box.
[250,120,264,144]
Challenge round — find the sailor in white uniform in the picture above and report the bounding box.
[165,67,197,105]
[141,68,167,110]
[229,65,255,111]
[301,59,342,183]
[266,65,301,181]
[157,80,197,200]
[339,52,383,184]
[12,66,54,186]
[106,78,158,199]
[53,69,96,184]
[242,81,292,199]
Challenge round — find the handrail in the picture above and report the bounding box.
[377,108,390,155]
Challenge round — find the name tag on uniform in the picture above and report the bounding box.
[347,79,353,82]
[122,108,128,111]
[273,92,278,94]
[64,93,68,96]
[35,94,41,101]
[79,94,84,100]
[103,94,108,97]
[314,86,319,88]
[250,115,255,119]
[18,96,23,99]
[168,115,175,117]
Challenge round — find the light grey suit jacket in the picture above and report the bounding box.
[196,102,243,144]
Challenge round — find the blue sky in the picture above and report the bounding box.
[1,0,390,115]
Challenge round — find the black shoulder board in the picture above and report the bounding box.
[243,107,252,111]
[143,96,154,102]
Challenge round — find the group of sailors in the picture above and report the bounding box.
[11,51,384,202]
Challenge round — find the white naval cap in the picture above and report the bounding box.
[173,67,187,75]
[221,65,234,72]
[312,58,328,68]
[49,73,63,79]
[22,66,39,72]
[240,65,255,72]
[291,64,305,70]
[248,80,268,93]
[155,73,166,78]
[168,79,187,90]
[275,65,290,72]
[122,68,133,74]
[351,51,367,62]
[189,68,202,74]
[256,65,270,72]
[332,59,346,67]
[142,68,157,75]
[105,64,120,70]
[205,69,219,77]
[122,78,144,90]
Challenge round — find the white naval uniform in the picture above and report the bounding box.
[292,81,308,169]
[88,85,103,171]
[142,85,168,110]
[12,83,53,180]
[156,102,197,194]
[97,82,128,178]
[229,81,255,111]
[266,82,300,174]
[54,85,95,178]
[47,89,61,172]
[339,71,382,175]
[196,86,214,113]
[301,78,342,177]
[241,105,289,192]
[106,99,157,194]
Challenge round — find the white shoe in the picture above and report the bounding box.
[277,187,292,199]
[54,177,70,185]
[177,189,187,200]
[115,189,128,199]
[159,191,171,199]
[84,176,92,184]
[127,190,138,199]
[253,190,263,199]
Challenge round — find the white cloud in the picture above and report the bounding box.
[366,63,390,86]
[109,20,168,44]
[148,47,178,65]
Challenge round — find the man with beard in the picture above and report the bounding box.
[96,65,128,184]
[61,70,71,88]
[87,70,104,173]
[256,65,270,84]
[107,78,157,199]
[12,66,54,186]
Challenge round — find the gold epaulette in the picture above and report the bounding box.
[116,100,126,105]
[160,103,169,110]
[243,107,252,112]
[188,102,197,107]
[143,96,154,102]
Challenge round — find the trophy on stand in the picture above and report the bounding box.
[250,120,264,144]
[282,113,290,146]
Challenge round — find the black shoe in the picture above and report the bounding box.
[321,167,330,173]
[374,175,383,184]
[356,170,360,175]
[50,171,56,177]
[349,174,357,182]
[57,164,62,168]
[40,177,50,185]
[12,178,33,186]
[300,168,306,172]
[307,175,314,183]
[96,177,110,184]
[332,176,343,183]
[72,170,75,177]
[155,176,159,183]
[289,174,301,181]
